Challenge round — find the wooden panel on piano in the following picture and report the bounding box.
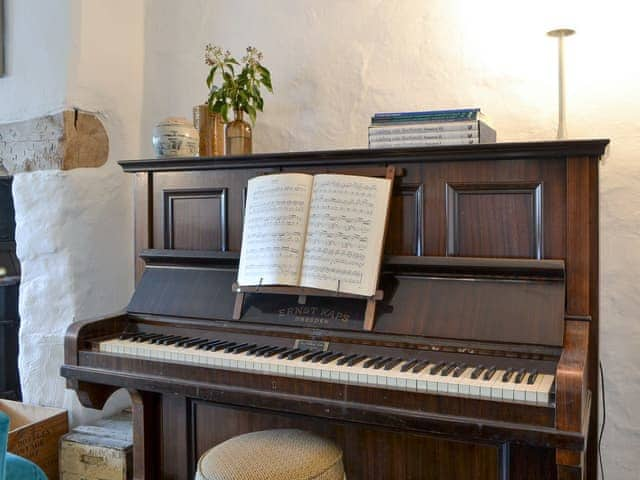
[446,182,543,258]
[129,250,565,347]
[163,188,228,250]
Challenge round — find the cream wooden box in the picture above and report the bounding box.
[59,412,132,480]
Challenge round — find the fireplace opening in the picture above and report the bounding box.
[0,173,21,400]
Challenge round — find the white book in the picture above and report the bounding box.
[369,131,479,143]
[368,138,480,149]
[368,120,481,135]
[237,173,392,296]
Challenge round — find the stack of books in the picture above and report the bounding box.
[368,108,496,149]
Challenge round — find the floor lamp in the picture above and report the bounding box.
[547,28,575,139]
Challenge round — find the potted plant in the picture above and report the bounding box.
[205,45,273,155]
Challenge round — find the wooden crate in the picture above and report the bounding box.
[0,399,69,480]
[60,411,133,480]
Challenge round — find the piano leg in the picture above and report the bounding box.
[130,389,160,480]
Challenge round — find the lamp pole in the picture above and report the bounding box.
[547,28,575,139]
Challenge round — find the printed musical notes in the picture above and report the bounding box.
[299,174,391,296]
[237,172,391,297]
[237,173,313,287]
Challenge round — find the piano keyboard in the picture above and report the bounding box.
[99,333,555,405]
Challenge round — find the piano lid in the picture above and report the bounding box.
[127,250,565,347]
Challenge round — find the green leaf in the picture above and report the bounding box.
[247,104,257,125]
[221,103,229,122]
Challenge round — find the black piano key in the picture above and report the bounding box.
[453,363,467,377]
[470,365,485,379]
[384,358,403,371]
[288,349,311,360]
[198,340,223,350]
[247,345,270,355]
[483,366,497,381]
[212,341,234,351]
[363,356,383,369]
[156,335,180,345]
[119,332,137,340]
[225,342,250,353]
[336,353,358,366]
[373,357,393,369]
[277,348,299,359]
[135,333,162,342]
[501,368,515,382]
[184,338,211,349]
[527,370,539,385]
[312,351,334,363]
[302,350,324,362]
[400,359,418,372]
[412,360,430,374]
[233,343,257,354]
[348,355,368,367]
[174,337,194,347]
[440,362,458,376]
[163,336,188,346]
[321,352,343,364]
[178,337,205,347]
[514,368,527,384]
[138,333,166,343]
[430,361,447,375]
[262,346,287,358]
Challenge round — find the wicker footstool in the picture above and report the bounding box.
[195,429,345,480]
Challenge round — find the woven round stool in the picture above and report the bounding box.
[195,429,345,480]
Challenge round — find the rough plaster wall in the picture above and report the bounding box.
[142,1,639,477]
[1,0,143,425]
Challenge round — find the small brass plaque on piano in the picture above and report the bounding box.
[294,340,329,351]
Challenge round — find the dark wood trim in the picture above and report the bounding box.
[119,140,610,173]
[61,364,586,451]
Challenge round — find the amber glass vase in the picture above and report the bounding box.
[225,110,252,155]
[193,104,224,156]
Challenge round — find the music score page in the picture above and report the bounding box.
[237,172,391,297]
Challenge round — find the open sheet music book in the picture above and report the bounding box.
[237,173,392,296]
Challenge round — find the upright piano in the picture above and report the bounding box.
[62,140,608,479]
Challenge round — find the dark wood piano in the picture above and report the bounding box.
[62,140,608,480]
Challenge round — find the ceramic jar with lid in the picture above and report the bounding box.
[152,117,199,157]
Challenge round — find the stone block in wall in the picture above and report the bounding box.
[0,110,109,174]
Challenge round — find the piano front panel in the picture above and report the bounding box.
[190,401,508,480]
[137,157,566,272]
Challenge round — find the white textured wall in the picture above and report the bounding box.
[0,0,143,425]
[141,1,639,477]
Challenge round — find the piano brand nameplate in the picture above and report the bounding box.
[294,339,329,351]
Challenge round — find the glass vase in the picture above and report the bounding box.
[193,104,225,157]
[225,110,252,155]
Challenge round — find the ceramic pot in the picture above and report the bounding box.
[152,117,199,157]
[193,105,225,157]
[225,110,252,155]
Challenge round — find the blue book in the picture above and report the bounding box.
[372,108,487,124]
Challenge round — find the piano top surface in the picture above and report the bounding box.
[118,139,609,172]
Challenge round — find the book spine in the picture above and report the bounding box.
[369,132,478,143]
[371,112,482,124]
[368,121,479,135]
[369,122,478,137]
[372,108,480,120]
[368,138,480,149]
